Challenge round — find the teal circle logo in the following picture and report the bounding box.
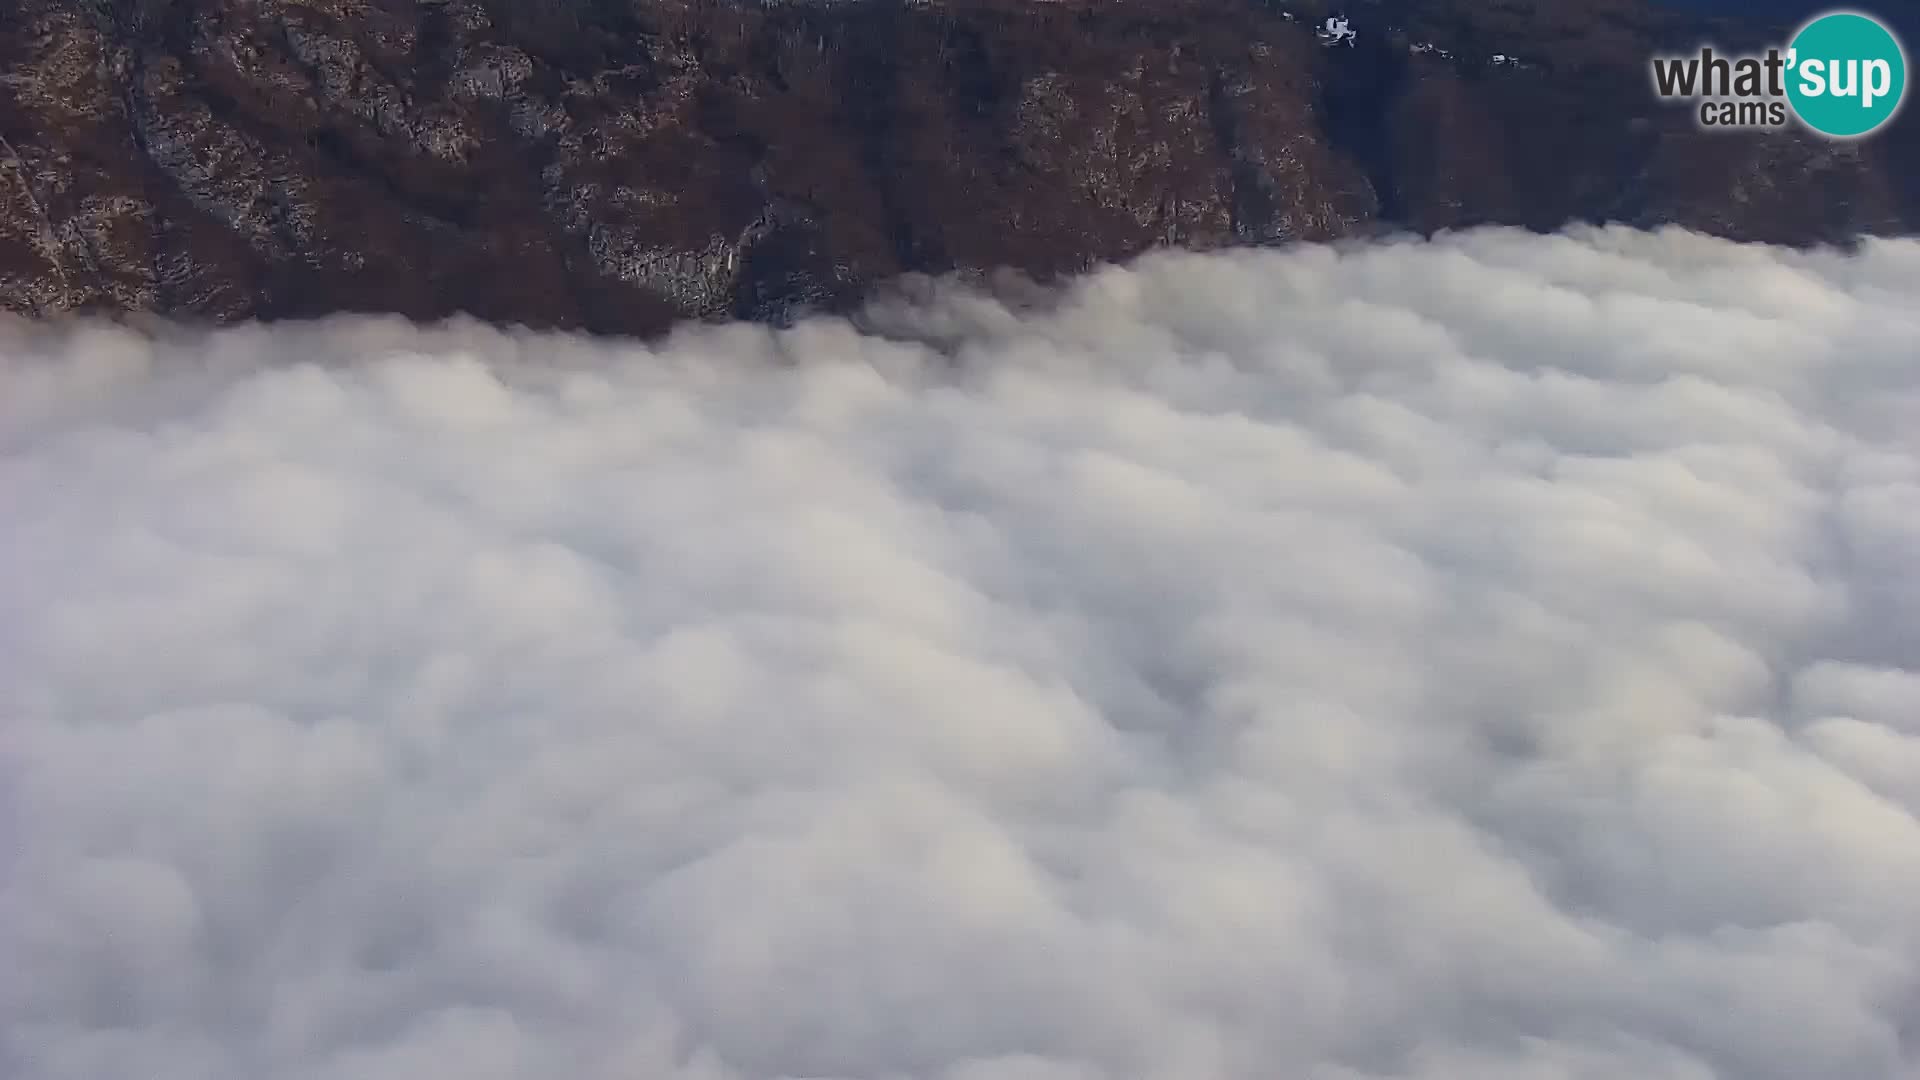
[1786,11,1907,138]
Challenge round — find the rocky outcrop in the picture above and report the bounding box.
[1,0,1914,335]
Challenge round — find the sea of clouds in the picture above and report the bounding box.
[3,225,1919,1080]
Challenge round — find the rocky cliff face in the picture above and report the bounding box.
[2,0,1915,335]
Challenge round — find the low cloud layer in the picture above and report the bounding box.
[3,226,1919,1080]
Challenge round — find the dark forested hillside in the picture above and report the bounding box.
[2,0,1915,335]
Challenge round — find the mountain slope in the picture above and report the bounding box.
[2,0,1914,334]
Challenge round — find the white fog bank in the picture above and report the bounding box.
[3,225,1919,1080]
